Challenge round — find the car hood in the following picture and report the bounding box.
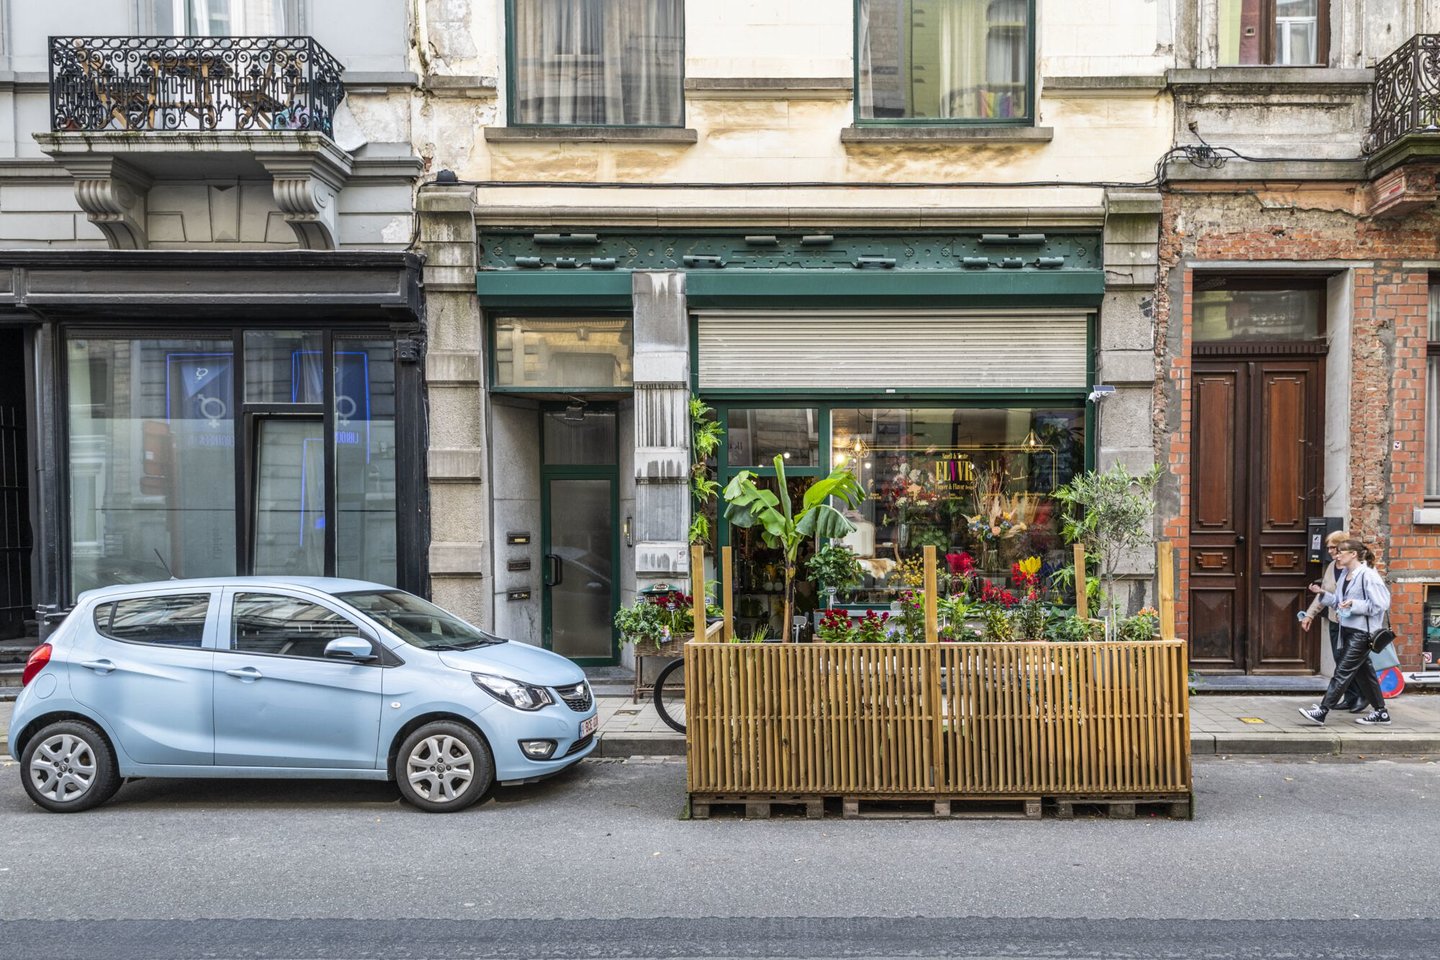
[436,642,585,687]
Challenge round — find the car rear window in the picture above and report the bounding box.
[93,594,211,647]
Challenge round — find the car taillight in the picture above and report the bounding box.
[21,643,51,686]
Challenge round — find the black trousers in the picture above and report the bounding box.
[1327,620,1360,707]
[1320,627,1384,713]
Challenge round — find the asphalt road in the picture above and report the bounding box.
[0,755,1437,959]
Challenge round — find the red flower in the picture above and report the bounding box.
[946,552,976,575]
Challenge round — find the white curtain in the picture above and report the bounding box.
[514,0,683,126]
[155,0,288,35]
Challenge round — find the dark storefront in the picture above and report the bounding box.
[0,251,427,632]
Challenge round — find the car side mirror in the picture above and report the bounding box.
[324,637,377,663]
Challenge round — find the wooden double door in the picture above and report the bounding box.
[1189,353,1324,673]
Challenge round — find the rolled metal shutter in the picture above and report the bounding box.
[696,310,1090,390]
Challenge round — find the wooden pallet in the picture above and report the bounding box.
[844,796,1043,820]
[689,792,1192,821]
[690,794,824,820]
[1054,794,1193,820]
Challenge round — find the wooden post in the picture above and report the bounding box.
[923,544,939,643]
[1158,540,1177,641]
[1074,543,1088,621]
[721,545,734,642]
[690,543,706,641]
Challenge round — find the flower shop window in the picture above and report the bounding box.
[855,0,1035,123]
[830,406,1084,604]
[726,408,819,468]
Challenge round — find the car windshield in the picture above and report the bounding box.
[338,590,506,651]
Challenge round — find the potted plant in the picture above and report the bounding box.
[723,454,863,642]
[806,541,863,609]
[1052,464,1162,640]
[614,588,695,655]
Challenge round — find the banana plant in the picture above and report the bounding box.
[723,454,864,642]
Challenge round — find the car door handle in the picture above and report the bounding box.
[225,666,263,681]
[79,659,115,674]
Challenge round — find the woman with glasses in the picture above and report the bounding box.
[1299,537,1392,726]
[1299,530,1363,712]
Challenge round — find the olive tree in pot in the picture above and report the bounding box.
[723,454,863,642]
[1052,463,1162,641]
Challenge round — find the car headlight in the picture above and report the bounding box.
[472,673,554,711]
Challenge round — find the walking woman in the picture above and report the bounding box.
[1299,538,1392,726]
[1299,529,1363,712]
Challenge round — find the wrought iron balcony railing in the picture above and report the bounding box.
[1366,34,1440,156]
[49,35,344,135]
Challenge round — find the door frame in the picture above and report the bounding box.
[1191,344,1326,673]
[539,404,621,666]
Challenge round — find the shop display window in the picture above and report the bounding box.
[726,408,819,468]
[724,403,1084,637]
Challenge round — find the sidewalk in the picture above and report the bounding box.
[4,695,1439,761]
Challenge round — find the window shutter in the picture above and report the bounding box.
[696,311,1089,390]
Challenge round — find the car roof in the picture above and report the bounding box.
[76,576,397,604]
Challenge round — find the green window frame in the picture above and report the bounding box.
[853,0,1037,126]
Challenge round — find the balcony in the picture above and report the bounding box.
[48,35,343,134]
[1364,34,1440,216]
[35,36,352,250]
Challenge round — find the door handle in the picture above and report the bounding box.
[1236,535,1246,544]
[543,554,564,588]
[79,659,115,674]
[225,666,263,681]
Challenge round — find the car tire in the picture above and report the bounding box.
[20,720,122,813]
[394,721,493,813]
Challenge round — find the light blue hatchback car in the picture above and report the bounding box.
[11,578,598,813]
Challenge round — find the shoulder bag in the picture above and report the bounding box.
[1358,572,1396,653]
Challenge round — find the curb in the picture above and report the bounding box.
[1191,734,1440,757]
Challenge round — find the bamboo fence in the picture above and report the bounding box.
[684,543,1191,802]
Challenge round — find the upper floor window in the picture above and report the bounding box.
[1425,283,1440,499]
[509,0,684,127]
[153,0,293,36]
[1218,0,1327,66]
[857,0,1033,123]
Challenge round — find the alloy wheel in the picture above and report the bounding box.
[29,733,98,804]
[405,734,475,804]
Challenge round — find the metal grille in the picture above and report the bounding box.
[49,36,344,134]
[556,682,593,712]
[563,733,594,757]
[1366,34,1440,156]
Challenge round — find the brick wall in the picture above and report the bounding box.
[1156,185,1440,670]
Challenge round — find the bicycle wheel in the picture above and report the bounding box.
[653,656,687,734]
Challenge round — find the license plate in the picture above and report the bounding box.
[580,714,599,738]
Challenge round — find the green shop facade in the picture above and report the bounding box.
[465,222,1140,668]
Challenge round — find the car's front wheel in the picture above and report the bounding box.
[21,720,121,813]
[394,721,493,813]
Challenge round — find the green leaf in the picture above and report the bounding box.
[802,470,864,512]
[796,503,857,540]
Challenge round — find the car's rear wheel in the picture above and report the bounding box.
[394,721,493,813]
[21,720,121,813]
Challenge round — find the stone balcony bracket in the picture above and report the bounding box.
[62,154,153,249]
[35,131,354,250]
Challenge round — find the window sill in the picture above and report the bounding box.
[1167,67,1373,90]
[1414,507,1440,526]
[484,126,698,144]
[841,125,1052,144]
